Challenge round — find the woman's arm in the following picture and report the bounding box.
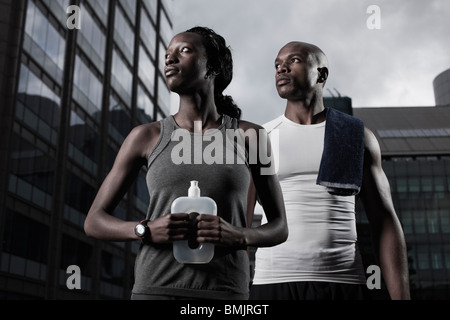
[84,124,151,241]
[196,122,288,248]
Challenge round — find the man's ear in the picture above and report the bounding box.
[317,67,329,84]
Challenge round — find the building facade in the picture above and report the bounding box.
[353,106,450,300]
[0,0,173,299]
[322,92,450,299]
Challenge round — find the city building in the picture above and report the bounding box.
[322,91,450,299]
[353,105,450,300]
[0,0,174,299]
[1,0,449,301]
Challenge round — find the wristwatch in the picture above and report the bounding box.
[134,219,151,244]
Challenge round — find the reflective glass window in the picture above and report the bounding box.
[9,131,55,197]
[73,55,103,117]
[88,0,109,25]
[414,210,426,234]
[65,171,96,219]
[159,10,173,45]
[136,85,154,124]
[109,94,131,144]
[417,245,430,270]
[142,0,157,23]
[68,110,99,175]
[16,64,60,145]
[140,10,156,56]
[118,0,136,23]
[77,4,106,70]
[24,1,65,82]
[138,45,155,94]
[157,76,170,115]
[114,7,134,63]
[111,50,133,106]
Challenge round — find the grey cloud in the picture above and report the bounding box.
[171,0,450,125]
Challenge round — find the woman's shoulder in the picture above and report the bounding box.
[128,121,161,141]
[124,121,162,159]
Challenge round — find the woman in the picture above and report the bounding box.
[84,26,287,300]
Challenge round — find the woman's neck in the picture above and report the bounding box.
[174,93,221,132]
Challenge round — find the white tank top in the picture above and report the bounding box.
[253,115,366,285]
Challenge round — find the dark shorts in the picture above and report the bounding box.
[249,281,372,300]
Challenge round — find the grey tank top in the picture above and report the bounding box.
[132,115,251,299]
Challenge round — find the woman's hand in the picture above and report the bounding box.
[196,214,246,247]
[148,213,190,243]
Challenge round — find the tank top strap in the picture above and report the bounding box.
[147,116,177,168]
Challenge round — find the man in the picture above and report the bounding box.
[248,41,410,300]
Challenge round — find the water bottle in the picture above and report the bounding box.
[171,180,217,263]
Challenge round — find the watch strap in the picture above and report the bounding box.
[137,219,151,244]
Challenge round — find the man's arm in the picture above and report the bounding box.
[359,127,410,300]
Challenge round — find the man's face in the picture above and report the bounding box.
[274,42,318,100]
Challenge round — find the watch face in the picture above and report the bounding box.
[135,224,146,236]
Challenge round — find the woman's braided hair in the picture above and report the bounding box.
[186,26,242,119]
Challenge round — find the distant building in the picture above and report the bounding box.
[433,68,450,106]
[324,96,353,115]
[0,0,174,299]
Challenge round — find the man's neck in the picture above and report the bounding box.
[284,99,326,125]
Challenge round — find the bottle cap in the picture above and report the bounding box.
[188,180,200,197]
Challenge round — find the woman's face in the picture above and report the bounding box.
[164,32,209,94]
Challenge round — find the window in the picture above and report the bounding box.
[140,9,156,55]
[24,1,65,82]
[413,210,426,234]
[9,131,55,210]
[157,75,171,115]
[77,4,106,70]
[68,109,99,175]
[427,210,439,234]
[114,6,135,64]
[417,245,430,270]
[441,209,450,233]
[64,171,96,226]
[142,0,157,23]
[138,45,155,94]
[73,55,103,116]
[111,50,133,106]
[159,10,173,45]
[16,64,60,145]
[108,94,131,143]
[137,85,154,124]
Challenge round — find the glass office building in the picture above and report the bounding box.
[0,0,174,299]
[353,106,450,300]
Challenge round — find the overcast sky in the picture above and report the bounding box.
[168,0,450,125]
